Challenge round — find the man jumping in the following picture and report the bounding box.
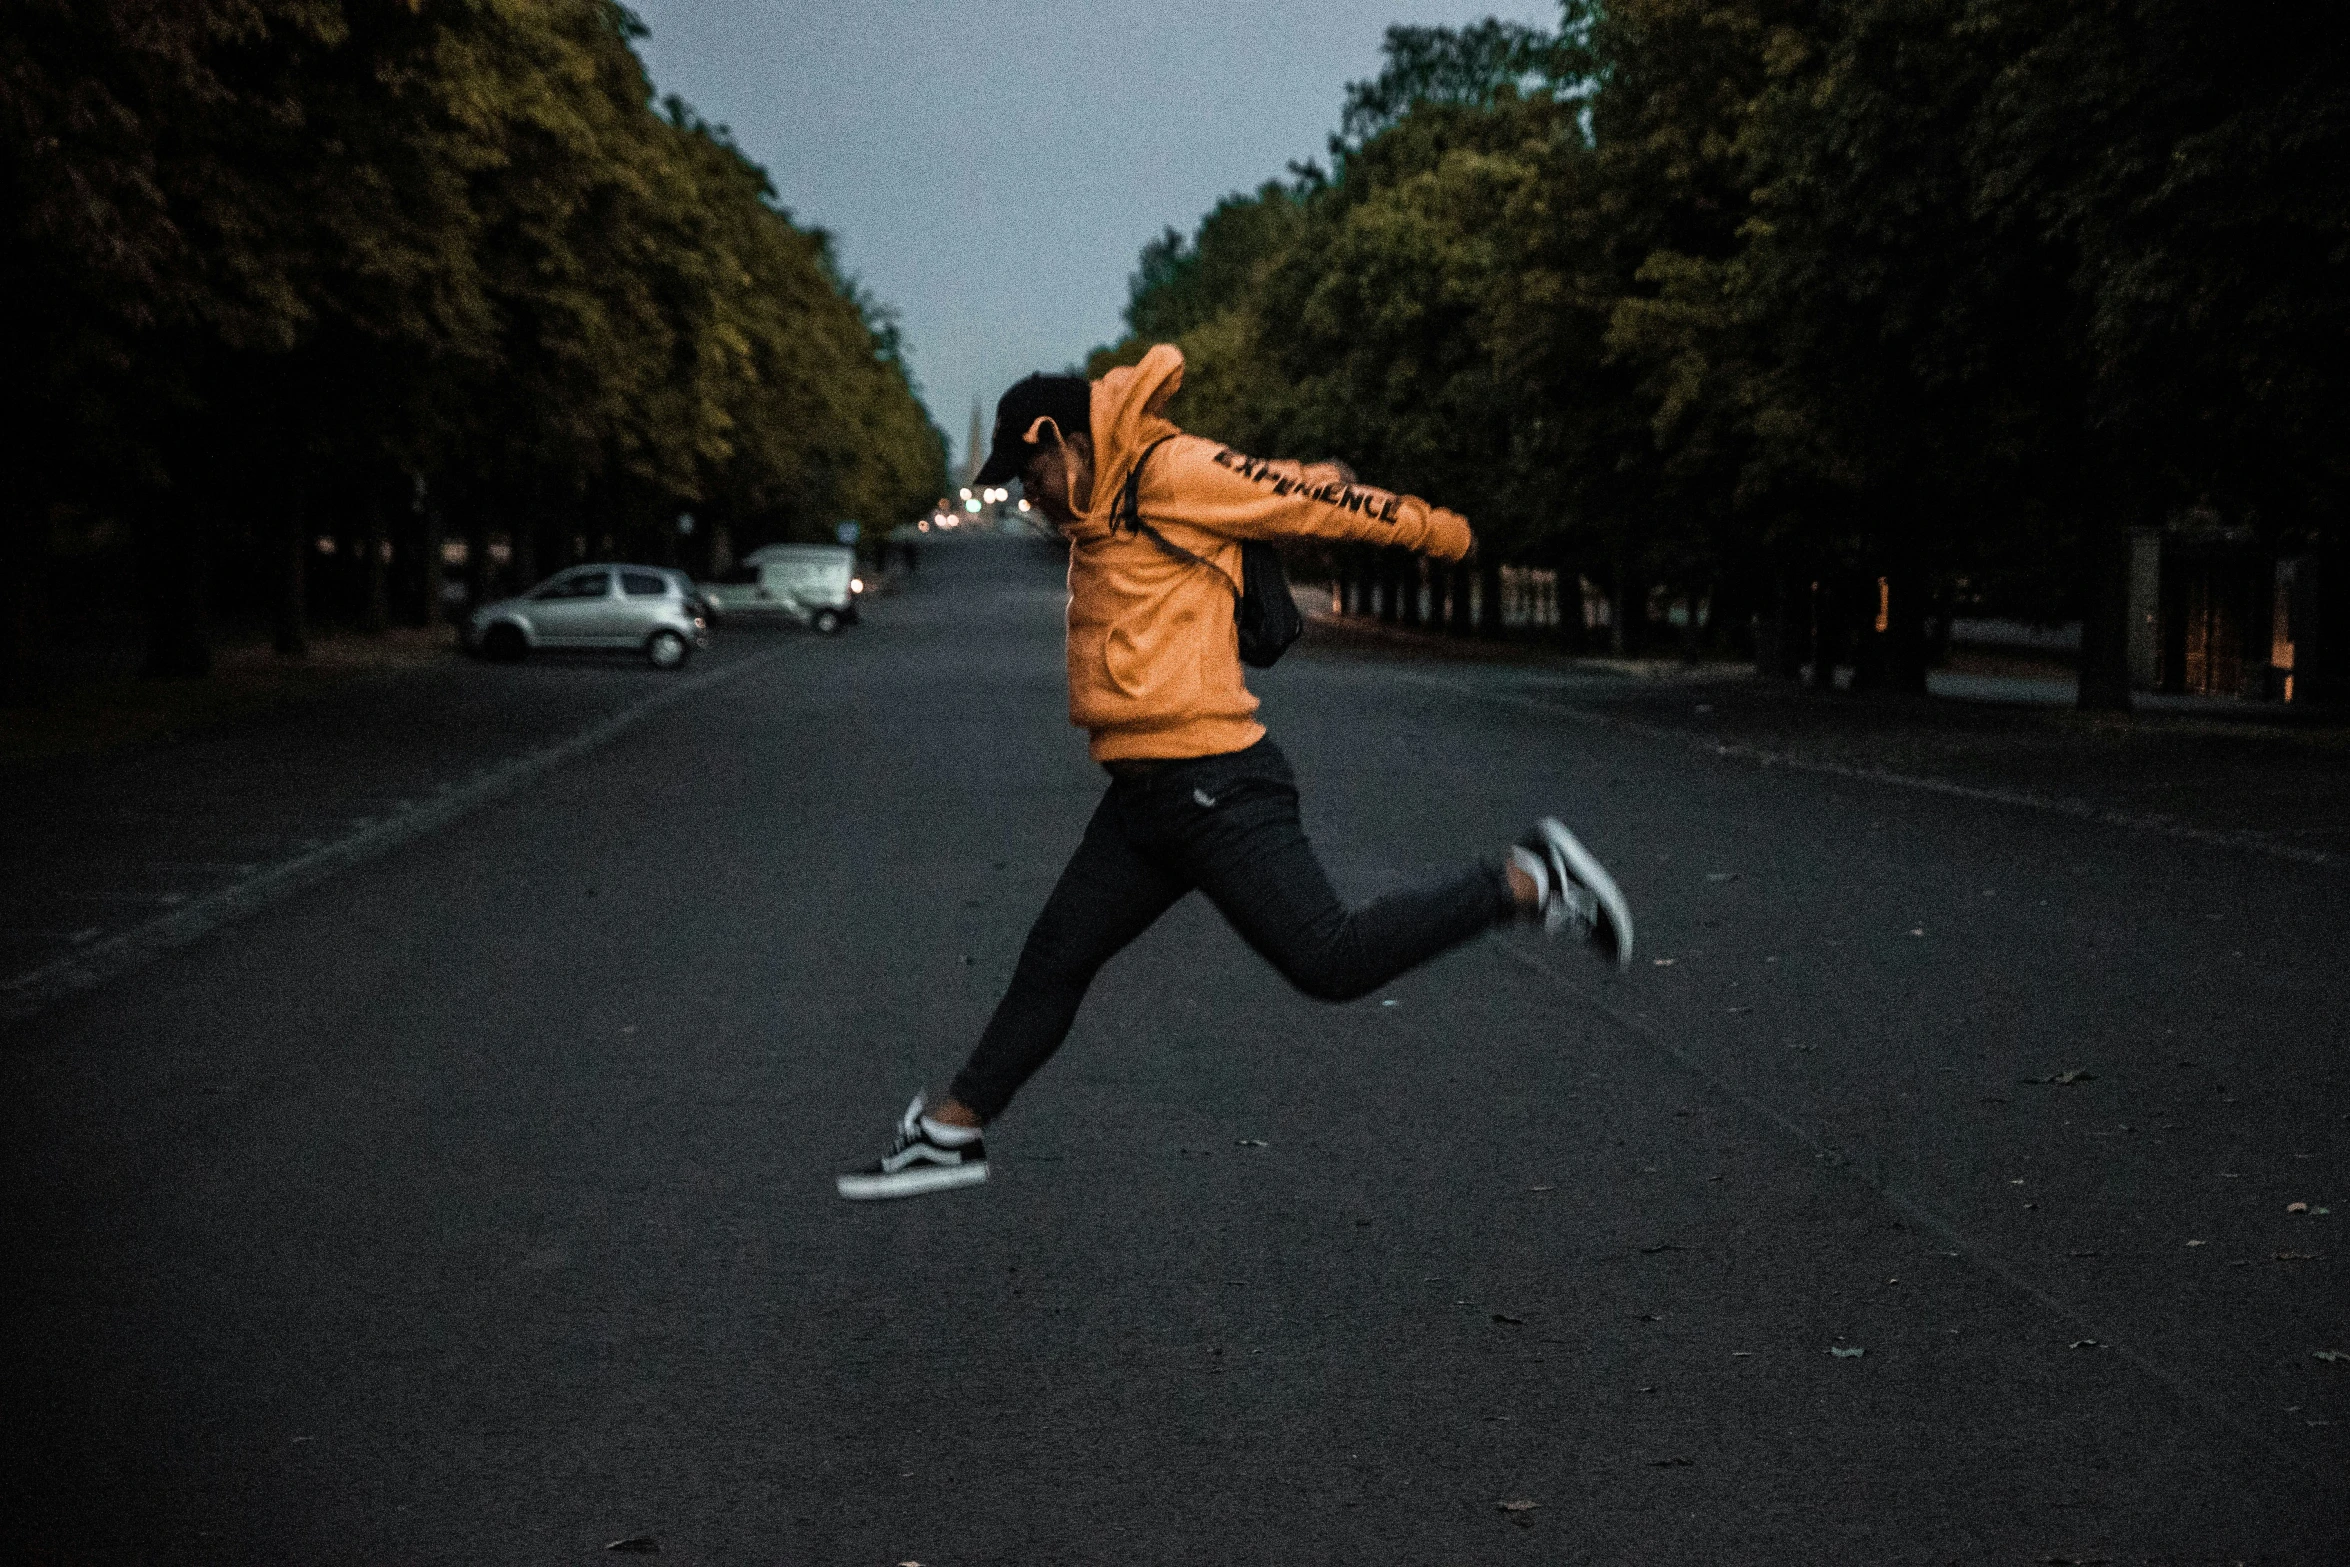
[838,345,1631,1199]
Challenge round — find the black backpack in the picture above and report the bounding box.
[1112,435,1304,669]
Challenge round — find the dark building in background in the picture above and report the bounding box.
[2130,520,2337,705]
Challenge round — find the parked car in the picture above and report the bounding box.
[703,543,862,634]
[660,566,722,627]
[464,564,708,669]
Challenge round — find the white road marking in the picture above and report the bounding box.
[1349,666,2333,868]
[0,647,790,1025]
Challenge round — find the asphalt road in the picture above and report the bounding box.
[5,534,2344,1565]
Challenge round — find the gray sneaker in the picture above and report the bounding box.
[836,1094,989,1200]
[1515,817,1633,968]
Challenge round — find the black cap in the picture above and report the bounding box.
[974,373,1091,486]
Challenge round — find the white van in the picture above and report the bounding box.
[704,544,862,633]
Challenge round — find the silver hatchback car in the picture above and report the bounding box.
[465,564,710,669]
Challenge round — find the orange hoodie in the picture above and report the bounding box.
[1065,344,1474,761]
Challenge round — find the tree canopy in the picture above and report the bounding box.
[1095,0,2350,706]
[2,0,944,686]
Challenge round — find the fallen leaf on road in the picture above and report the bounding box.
[604,1540,658,1555]
[2185,1239,2205,1247]
[1491,1313,1526,1325]
[1639,1242,1684,1255]
[1730,1350,1753,1357]
[1646,1456,1693,1467]
[1726,1005,1752,1015]
[1235,1138,1267,1147]
[2314,1350,2348,1364]
[2070,1339,2101,1350]
[1528,1183,1554,1191]
[1829,1346,1865,1358]
[2276,1251,2320,1262]
[1498,1500,1538,1512]
[2287,1201,2309,1214]
[2020,1070,2094,1085]
[1652,957,1676,966]
[1909,928,1925,937]
[1706,871,1738,882]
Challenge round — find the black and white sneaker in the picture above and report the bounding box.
[836,1094,989,1200]
[1511,817,1634,968]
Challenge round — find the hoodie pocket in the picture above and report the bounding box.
[1101,608,1204,709]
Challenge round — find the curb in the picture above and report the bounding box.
[1,646,790,1028]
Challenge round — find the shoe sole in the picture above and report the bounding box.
[1538,817,1634,969]
[836,1161,990,1201]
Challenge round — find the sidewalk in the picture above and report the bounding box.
[1298,608,2350,861]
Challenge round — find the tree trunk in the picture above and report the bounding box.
[359,485,390,634]
[1378,547,1403,624]
[140,501,212,679]
[2076,513,2134,712]
[1,494,50,703]
[1448,561,1474,637]
[275,477,309,657]
[1756,564,1803,678]
[1478,559,1504,638]
[1609,552,1636,657]
[513,507,539,591]
[1557,568,1589,652]
[414,477,444,627]
[1808,575,1848,690]
[463,509,491,610]
[1399,554,1423,628]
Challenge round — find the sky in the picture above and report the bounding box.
[623,0,1558,475]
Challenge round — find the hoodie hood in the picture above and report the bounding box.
[1068,344,1186,541]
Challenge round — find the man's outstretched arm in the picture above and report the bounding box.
[1141,436,1475,561]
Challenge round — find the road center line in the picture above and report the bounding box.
[1,647,791,1028]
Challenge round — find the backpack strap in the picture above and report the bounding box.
[1112,434,1239,597]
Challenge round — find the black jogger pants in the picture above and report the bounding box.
[946,737,1514,1122]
